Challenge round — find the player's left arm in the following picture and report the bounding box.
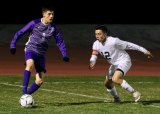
[53,24,69,62]
[125,42,153,58]
[144,50,153,59]
[115,38,153,58]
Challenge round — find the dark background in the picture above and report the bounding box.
[0,0,159,24]
[0,0,160,76]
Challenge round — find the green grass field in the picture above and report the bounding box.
[0,76,160,114]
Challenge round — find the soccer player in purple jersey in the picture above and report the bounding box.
[10,6,70,95]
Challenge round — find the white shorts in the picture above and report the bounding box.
[106,61,132,79]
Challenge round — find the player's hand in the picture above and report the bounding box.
[145,51,153,59]
[10,48,16,55]
[63,56,70,62]
[89,62,95,70]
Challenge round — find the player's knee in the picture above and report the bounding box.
[104,80,108,86]
[104,79,112,88]
[35,79,43,86]
[25,64,34,71]
[25,60,34,71]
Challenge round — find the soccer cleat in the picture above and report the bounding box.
[133,91,141,102]
[114,96,121,103]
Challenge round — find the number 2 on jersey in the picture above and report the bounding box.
[101,52,111,60]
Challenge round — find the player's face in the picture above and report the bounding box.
[42,10,54,24]
[95,30,106,43]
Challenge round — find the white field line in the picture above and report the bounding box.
[134,82,155,84]
[0,82,160,108]
[0,111,11,114]
[0,82,106,100]
[41,88,106,100]
[149,105,160,108]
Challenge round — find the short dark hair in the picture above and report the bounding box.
[42,6,54,12]
[95,25,108,33]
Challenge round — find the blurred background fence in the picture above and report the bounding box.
[1,24,160,48]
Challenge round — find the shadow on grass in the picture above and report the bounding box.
[33,99,160,108]
[119,99,160,105]
[28,101,107,108]
[141,100,160,105]
[37,100,109,106]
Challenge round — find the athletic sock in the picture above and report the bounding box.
[107,86,119,97]
[27,82,40,94]
[22,70,31,94]
[121,80,134,93]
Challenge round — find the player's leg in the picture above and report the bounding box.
[27,72,44,94]
[22,59,34,94]
[112,70,135,92]
[112,61,141,102]
[104,65,120,102]
[104,78,120,103]
[27,54,46,95]
[22,51,36,95]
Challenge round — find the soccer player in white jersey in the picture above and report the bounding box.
[89,25,153,103]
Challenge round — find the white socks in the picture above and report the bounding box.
[107,79,135,98]
[121,80,134,93]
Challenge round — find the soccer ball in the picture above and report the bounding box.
[19,94,34,107]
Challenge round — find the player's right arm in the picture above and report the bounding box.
[10,20,35,54]
[89,50,98,70]
[89,42,98,70]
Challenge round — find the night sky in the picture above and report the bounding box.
[0,0,159,24]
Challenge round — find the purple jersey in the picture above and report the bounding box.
[10,19,67,57]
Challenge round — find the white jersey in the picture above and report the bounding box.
[91,36,148,65]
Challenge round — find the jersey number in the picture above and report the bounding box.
[101,52,111,60]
